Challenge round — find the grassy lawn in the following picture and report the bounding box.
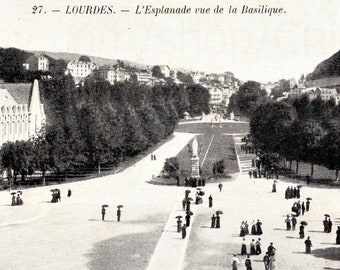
[175,122,250,178]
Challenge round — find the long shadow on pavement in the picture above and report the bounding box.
[312,247,340,261]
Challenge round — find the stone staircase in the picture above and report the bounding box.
[233,134,257,173]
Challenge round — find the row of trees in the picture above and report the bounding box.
[250,95,340,180]
[0,75,210,184]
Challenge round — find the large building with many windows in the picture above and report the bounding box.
[66,57,96,84]
[0,79,46,146]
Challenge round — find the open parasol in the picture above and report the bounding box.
[198,191,205,196]
[10,192,16,195]
[17,191,23,195]
[176,215,183,219]
[101,204,109,208]
[300,221,308,226]
[216,210,223,215]
[185,190,191,194]
[324,214,330,217]
[196,187,202,190]
[306,197,312,200]
[297,185,302,188]
[274,180,278,183]
[117,205,124,208]
[50,189,56,192]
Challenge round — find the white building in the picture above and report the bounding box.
[23,54,49,71]
[66,57,96,83]
[0,80,46,145]
[98,66,130,84]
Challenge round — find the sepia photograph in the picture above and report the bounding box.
[0,0,339,269]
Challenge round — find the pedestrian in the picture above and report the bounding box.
[291,216,297,230]
[186,200,191,212]
[101,206,106,221]
[215,214,220,228]
[176,176,180,186]
[117,207,121,222]
[208,195,213,208]
[244,254,253,270]
[297,187,301,199]
[245,254,252,270]
[182,198,186,210]
[181,224,187,239]
[336,226,340,244]
[177,218,182,233]
[250,239,256,255]
[268,255,276,270]
[255,238,262,254]
[285,215,291,230]
[304,236,312,253]
[323,217,328,232]
[16,194,23,205]
[153,154,156,160]
[263,252,270,270]
[248,171,253,178]
[240,221,246,237]
[306,200,310,212]
[267,243,276,257]
[328,218,333,233]
[11,194,16,206]
[151,154,153,160]
[241,238,247,255]
[251,220,257,235]
[256,219,263,235]
[231,254,240,270]
[272,181,276,193]
[67,189,72,197]
[299,224,305,239]
[301,202,305,215]
[218,182,223,192]
[211,214,216,228]
[185,212,191,227]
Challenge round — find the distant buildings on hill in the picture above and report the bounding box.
[23,54,49,71]
[0,79,46,146]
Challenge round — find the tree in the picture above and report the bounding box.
[321,130,340,181]
[163,157,180,178]
[176,71,194,84]
[152,65,165,78]
[186,84,210,116]
[250,101,295,154]
[78,55,91,62]
[230,81,267,117]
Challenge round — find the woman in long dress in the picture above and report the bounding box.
[241,238,247,255]
[285,215,291,230]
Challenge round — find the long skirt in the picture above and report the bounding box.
[241,244,247,255]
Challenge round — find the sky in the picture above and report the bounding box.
[0,0,339,83]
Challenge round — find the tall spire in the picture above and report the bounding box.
[29,79,41,112]
[28,79,44,136]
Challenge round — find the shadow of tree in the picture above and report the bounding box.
[313,247,340,261]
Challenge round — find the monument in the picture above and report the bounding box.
[190,137,200,178]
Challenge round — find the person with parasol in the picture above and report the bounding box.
[306,198,311,212]
[117,205,123,222]
[185,211,192,227]
[299,221,307,238]
[304,236,312,253]
[16,192,23,205]
[215,211,223,228]
[218,182,223,192]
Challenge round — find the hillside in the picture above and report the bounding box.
[307,50,340,80]
[31,50,146,69]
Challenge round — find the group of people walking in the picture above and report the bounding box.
[285,186,301,199]
[323,216,333,233]
[240,220,263,237]
[101,205,122,222]
[11,191,23,206]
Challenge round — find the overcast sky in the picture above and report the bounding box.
[1,0,339,83]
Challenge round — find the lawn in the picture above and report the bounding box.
[175,122,250,178]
